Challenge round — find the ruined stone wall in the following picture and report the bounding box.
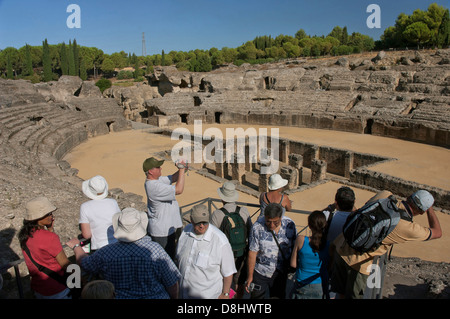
[142,49,450,148]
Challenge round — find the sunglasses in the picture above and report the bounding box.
[194,221,209,227]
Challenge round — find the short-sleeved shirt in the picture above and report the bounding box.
[79,198,120,249]
[145,175,183,237]
[335,200,431,275]
[249,216,296,278]
[81,236,181,299]
[210,202,252,230]
[176,224,237,299]
[22,229,66,296]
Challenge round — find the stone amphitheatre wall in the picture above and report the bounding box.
[137,49,450,148]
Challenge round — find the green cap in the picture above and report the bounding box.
[143,157,165,172]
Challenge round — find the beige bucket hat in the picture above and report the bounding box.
[112,207,148,243]
[217,181,239,203]
[25,196,57,221]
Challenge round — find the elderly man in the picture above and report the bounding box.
[176,204,237,299]
[67,207,181,299]
[330,189,442,299]
[210,181,252,298]
[143,157,187,259]
[246,202,296,299]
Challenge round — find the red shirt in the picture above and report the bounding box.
[22,229,66,296]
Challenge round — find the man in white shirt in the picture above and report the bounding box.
[144,157,186,260]
[176,204,237,299]
[79,175,121,251]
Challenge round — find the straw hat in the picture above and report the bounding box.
[82,175,109,200]
[112,207,148,243]
[268,174,288,191]
[25,196,57,221]
[217,181,239,203]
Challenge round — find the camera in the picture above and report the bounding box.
[248,282,261,292]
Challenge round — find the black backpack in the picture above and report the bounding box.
[219,207,247,258]
[343,195,405,253]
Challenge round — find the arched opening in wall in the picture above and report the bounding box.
[194,96,202,107]
[180,114,188,124]
[107,121,115,132]
[215,112,222,124]
[364,119,374,134]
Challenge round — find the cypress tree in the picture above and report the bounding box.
[24,44,33,76]
[79,58,87,80]
[68,40,76,76]
[73,39,79,76]
[60,42,69,75]
[161,50,165,66]
[42,39,53,82]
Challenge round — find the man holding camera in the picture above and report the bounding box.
[143,157,188,260]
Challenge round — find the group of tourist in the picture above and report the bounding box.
[18,156,442,299]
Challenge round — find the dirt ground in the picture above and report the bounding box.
[63,124,450,298]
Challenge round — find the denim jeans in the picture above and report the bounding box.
[290,281,323,299]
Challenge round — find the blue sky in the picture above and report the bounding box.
[0,0,448,55]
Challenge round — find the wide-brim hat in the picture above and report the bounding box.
[143,157,164,172]
[25,196,57,221]
[190,204,210,224]
[268,174,288,191]
[82,175,109,200]
[217,181,239,202]
[112,207,148,243]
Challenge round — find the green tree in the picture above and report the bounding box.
[295,29,308,41]
[161,50,165,66]
[73,39,79,76]
[196,52,212,72]
[6,54,13,79]
[437,9,450,48]
[42,39,52,82]
[60,42,69,75]
[403,21,432,48]
[24,44,33,76]
[79,58,87,80]
[101,56,115,77]
[68,40,76,76]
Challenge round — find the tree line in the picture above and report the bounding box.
[1,3,448,82]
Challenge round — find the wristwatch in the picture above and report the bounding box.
[72,243,81,250]
[222,292,229,297]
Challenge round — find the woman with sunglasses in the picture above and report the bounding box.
[18,197,72,299]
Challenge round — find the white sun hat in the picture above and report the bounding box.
[82,175,109,200]
[268,174,288,191]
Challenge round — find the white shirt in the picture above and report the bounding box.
[79,198,120,250]
[176,224,237,299]
[145,175,183,237]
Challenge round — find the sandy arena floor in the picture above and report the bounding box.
[63,124,450,263]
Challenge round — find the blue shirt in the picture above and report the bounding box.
[249,216,296,278]
[81,236,181,299]
[295,237,330,286]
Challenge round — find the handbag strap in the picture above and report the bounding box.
[270,230,289,261]
[23,244,67,286]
